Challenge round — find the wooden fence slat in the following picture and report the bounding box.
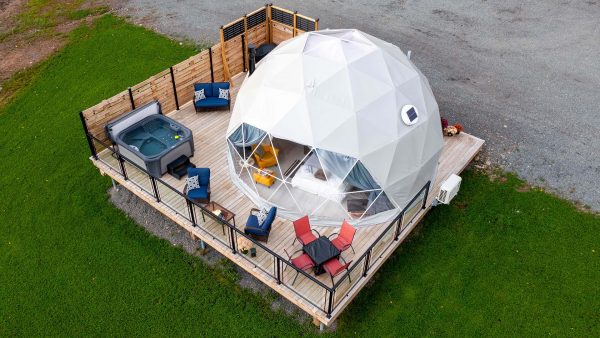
[80,5,317,145]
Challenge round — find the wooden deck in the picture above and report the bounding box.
[90,72,484,326]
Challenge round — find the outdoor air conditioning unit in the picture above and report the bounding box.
[437,174,462,204]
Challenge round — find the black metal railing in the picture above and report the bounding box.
[84,130,430,318]
[85,133,336,313]
[326,181,431,314]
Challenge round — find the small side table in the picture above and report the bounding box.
[205,201,236,235]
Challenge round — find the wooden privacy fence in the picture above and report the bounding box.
[81,4,317,146]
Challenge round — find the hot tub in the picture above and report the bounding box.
[106,101,194,177]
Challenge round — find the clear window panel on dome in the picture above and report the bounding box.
[361,191,396,219]
[227,123,268,160]
[266,181,302,213]
[263,135,286,179]
[314,148,358,192]
[239,166,262,198]
[343,189,382,220]
[310,194,352,221]
[227,140,245,177]
[271,138,312,183]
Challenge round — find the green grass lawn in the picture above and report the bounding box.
[1,14,598,337]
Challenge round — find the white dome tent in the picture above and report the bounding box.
[226,29,443,227]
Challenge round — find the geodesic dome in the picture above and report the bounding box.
[226,29,443,227]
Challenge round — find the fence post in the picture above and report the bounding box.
[187,200,197,226]
[243,15,248,71]
[169,66,180,110]
[208,47,215,83]
[79,111,97,159]
[150,175,160,202]
[128,87,135,110]
[241,34,247,72]
[293,11,297,37]
[315,18,319,31]
[267,4,272,43]
[219,26,232,83]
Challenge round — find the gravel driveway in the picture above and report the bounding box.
[115,0,600,211]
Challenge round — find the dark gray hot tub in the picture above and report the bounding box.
[106,101,194,177]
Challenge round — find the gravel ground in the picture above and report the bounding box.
[113,0,600,211]
[108,186,311,325]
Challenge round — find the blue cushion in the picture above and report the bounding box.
[211,82,230,95]
[262,207,277,229]
[188,186,208,199]
[194,83,212,97]
[246,214,260,228]
[194,97,229,108]
[188,167,210,186]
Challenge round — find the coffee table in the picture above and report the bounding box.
[303,236,340,275]
[205,201,236,235]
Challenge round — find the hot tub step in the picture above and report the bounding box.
[167,155,195,180]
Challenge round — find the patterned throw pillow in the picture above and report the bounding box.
[256,208,269,224]
[186,175,200,193]
[194,88,205,101]
[218,88,229,100]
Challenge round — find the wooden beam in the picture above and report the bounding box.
[267,4,273,44]
[219,27,232,84]
[293,11,297,37]
[243,15,249,71]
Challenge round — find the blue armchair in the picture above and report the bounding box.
[193,82,230,112]
[186,167,210,204]
[244,207,277,242]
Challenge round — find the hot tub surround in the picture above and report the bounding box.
[106,101,194,177]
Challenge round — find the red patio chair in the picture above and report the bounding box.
[283,249,315,285]
[322,257,353,286]
[293,215,320,246]
[328,220,357,254]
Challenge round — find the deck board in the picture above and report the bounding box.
[91,72,484,325]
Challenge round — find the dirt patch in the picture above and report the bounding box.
[0,0,109,102]
[0,35,65,82]
[0,0,24,33]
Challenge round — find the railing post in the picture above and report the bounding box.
[394,212,404,241]
[150,175,160,202]
[208,47,215,83]
[187,199,196,226]
[422,181,430,209]
[128,87,135,110]
[276,257,281,284]
[327,290,334,318]
[229,226,236,254]
[169,66,180,110]
[117,153,128,180]
[79,111,97,159]
[362,249,372,277]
